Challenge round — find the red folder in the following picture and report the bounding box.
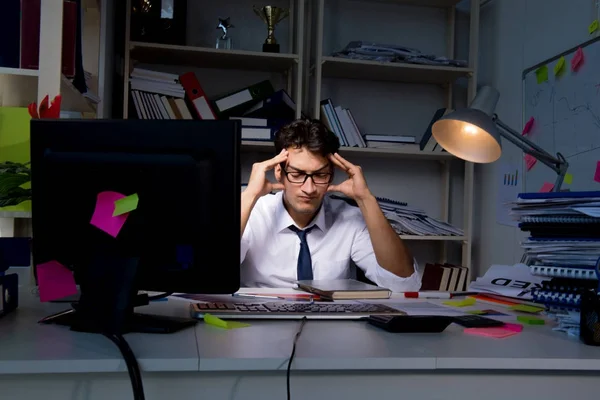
[179,72,216,120]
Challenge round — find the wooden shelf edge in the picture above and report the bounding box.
[129,41,300,61]
[399,235,465,241]
[0,67,39,77]
[241,141,456,159]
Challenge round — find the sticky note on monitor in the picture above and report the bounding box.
[113,193,139,216]
[36,260,78,302]
[90,191,129,238]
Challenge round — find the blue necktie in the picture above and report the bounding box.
[289,225,314,280]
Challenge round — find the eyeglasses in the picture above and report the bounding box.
[283,169,332,185]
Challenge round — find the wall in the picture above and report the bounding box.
[473,0,598,276]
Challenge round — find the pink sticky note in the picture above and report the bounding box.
[522,117,534,135]
[90,191,128,237]
[36,261,78,302]
[502,322,524,332]
[540,182,554,192]
[571,47,584,71]
[464,327,520,338]
[524,154,537,171]
[594,161,600,183]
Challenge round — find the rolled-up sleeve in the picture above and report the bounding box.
[351,224,422,292]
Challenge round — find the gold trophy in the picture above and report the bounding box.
[253,5,289,53]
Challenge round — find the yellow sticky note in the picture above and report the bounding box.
[517,315,545,325]
[554,56,566,76]
[113,193,139,216]
[203,313,251,329]
[589,19,599,34]
[509,304,544,313]
[535,65,548,84]
[466,310,486,315]
[443,297,476,307]
[564,173,573,185]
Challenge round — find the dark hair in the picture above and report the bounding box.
[274,119,340,157]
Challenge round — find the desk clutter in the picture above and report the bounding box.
[510,191,600,345]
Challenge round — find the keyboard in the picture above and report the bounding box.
[190,301,406,320]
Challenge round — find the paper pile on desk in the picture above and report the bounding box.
[468,264,546,300]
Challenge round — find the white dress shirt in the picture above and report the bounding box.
[240,191,422,292]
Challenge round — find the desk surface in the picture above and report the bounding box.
[2,287,600,375]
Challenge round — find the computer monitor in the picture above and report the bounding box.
[30,119,241,334]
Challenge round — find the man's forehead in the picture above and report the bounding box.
[285,148,330,171]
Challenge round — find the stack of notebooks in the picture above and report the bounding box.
[510,190,600,336]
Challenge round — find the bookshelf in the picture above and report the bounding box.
[309,0,480,278]
[123,0,306,120]
[116,1,479,275]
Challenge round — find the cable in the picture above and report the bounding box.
[104,333,145,400]
[286,317,307,400]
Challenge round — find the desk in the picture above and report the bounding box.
[1,288,600,400]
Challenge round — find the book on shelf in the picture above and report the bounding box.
[319,98,366,148]
[230,117,292,141]
[420,263,468,292]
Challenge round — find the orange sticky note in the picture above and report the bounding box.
[525,154,537,171]
[571,47,584,71]
[522,117,534,135]
[540,182,554,192]
[36,261,78,302]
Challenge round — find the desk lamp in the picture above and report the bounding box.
[431,86,569,192]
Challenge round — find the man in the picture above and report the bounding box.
[240,119,421,292]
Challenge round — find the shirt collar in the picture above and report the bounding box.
[274,192,328,233]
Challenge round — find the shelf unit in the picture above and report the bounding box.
[0,0,99,237]
[122,0,306,120]
[115,2,479,252]
[309,0,479,278]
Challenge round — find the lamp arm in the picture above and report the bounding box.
[493,116,569,191]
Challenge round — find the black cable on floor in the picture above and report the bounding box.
[287,317,307,400]
[104,333,145,400]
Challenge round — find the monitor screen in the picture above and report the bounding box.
[30,119,241,295]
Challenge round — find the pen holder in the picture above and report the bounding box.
[579,289,600,346]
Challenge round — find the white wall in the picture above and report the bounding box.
[473,0,599,276]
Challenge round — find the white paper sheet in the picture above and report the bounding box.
[468,263,546,300]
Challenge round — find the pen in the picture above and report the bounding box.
[232,293,285,300]
[404,291,452,299]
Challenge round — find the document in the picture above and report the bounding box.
[468,264,546,300]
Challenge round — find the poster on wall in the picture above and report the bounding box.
[496,161,522,227]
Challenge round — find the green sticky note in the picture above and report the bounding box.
[443,297,476,307]
[589,19,598,34]
[113,193,139,216]
[517,315,545,325]
[509,304,544,313]
[564,173,573,185]
[204,313,251,329]
[0,107,31,164]
[554,56,566,76]
[536,65,548,84]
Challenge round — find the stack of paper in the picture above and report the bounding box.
[468,264,545,301]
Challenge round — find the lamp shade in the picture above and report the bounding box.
[432,85,503,163]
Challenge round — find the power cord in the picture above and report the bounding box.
[286,317,307,400]
[104,333,145,400]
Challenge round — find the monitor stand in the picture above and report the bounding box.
[39,255,197,334]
